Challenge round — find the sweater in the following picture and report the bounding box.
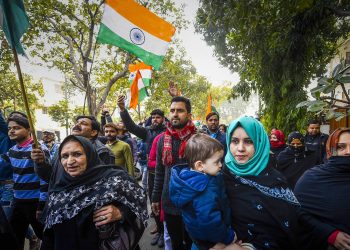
[106,139,134,177]
[0,139,49,209]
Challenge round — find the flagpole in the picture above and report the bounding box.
[137,104,141,123]
[11,46,39,148]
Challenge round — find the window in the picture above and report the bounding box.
[346,52,350,65]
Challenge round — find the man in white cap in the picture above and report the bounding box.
[41,129,59,162]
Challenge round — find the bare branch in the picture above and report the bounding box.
[69,78,85,91]
[320,96,350,105]
[52,6,88,29]
[96,53,133,110]
[323,100,350,109]
[93,0,105,18]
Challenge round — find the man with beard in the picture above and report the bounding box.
[115,121,138,162]
[104,123,134,176]
[31,116,115,182]
[205,112,227,153]
[304,119,329,162]
[151,96,196,250]
[117,96,166,246]
[41,129,59,162]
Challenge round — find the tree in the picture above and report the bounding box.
[23,0,188,116]
[0,71,44,119]
[196,0,350,132]
[297,63,350,121]
[48,100,85,134]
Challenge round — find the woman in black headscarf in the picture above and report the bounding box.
[42,135,148,250]
[294,128,350,250]
[223,117,300,250]
[276,131,320,189]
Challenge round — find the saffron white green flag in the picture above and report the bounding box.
[128,62,152,102]
[97,0,176,70]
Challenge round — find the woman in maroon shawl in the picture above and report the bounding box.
[294,128,350,250]
[270,129,286,157]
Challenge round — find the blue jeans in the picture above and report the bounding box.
[0,183,36,240]
[0,182,14,219]
[139,162,148,191]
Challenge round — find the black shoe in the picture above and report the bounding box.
[157,234,164,248]
[151,233,160,246]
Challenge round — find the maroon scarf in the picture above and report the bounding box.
[270,129,286,148]
[162,120,196,166]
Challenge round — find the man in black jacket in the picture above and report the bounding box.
[117,96,166,247]
[304,119,329,163]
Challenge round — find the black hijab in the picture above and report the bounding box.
[294,156,350,249]
[50,135,120,192]
[277,132,320,188]
[46,135,148,229]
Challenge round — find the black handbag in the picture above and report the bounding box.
[98,216,145,250]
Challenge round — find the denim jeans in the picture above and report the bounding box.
[0,183,37,240]
[139,162,148,191]
[0,182,14,219]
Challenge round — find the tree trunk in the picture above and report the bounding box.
[86,85,97,116]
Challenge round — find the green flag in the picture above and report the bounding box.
[0,0,29,55]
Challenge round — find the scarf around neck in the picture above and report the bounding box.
[162,120,196,166]
[225,116,270,176]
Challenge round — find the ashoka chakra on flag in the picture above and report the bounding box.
[130,28,145,45]
[96,0,176,70]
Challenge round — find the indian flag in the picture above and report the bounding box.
[97,0,176,70]
[128,62,152,102]
[128,70,143,110]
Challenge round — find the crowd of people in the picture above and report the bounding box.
[0,90,349,250]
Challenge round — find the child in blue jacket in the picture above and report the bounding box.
[169,133,237,250]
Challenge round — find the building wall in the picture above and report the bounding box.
[326,38,350,132]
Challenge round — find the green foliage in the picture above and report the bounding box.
[297,63,350,121]
[48,100,86,128]
[196,0,350,133]
[23,0,188,116]
[0,71,44,120]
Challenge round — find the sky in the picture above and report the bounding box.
[174,0,240,86]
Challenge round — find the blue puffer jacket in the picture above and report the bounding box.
[169,165,234,245]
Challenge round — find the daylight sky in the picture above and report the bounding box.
[175,0,240,86]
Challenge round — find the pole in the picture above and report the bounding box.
[137,104,141,123]
[64,76,69,137]
[11,46,39,148]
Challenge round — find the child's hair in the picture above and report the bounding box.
[185,133,224,169]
